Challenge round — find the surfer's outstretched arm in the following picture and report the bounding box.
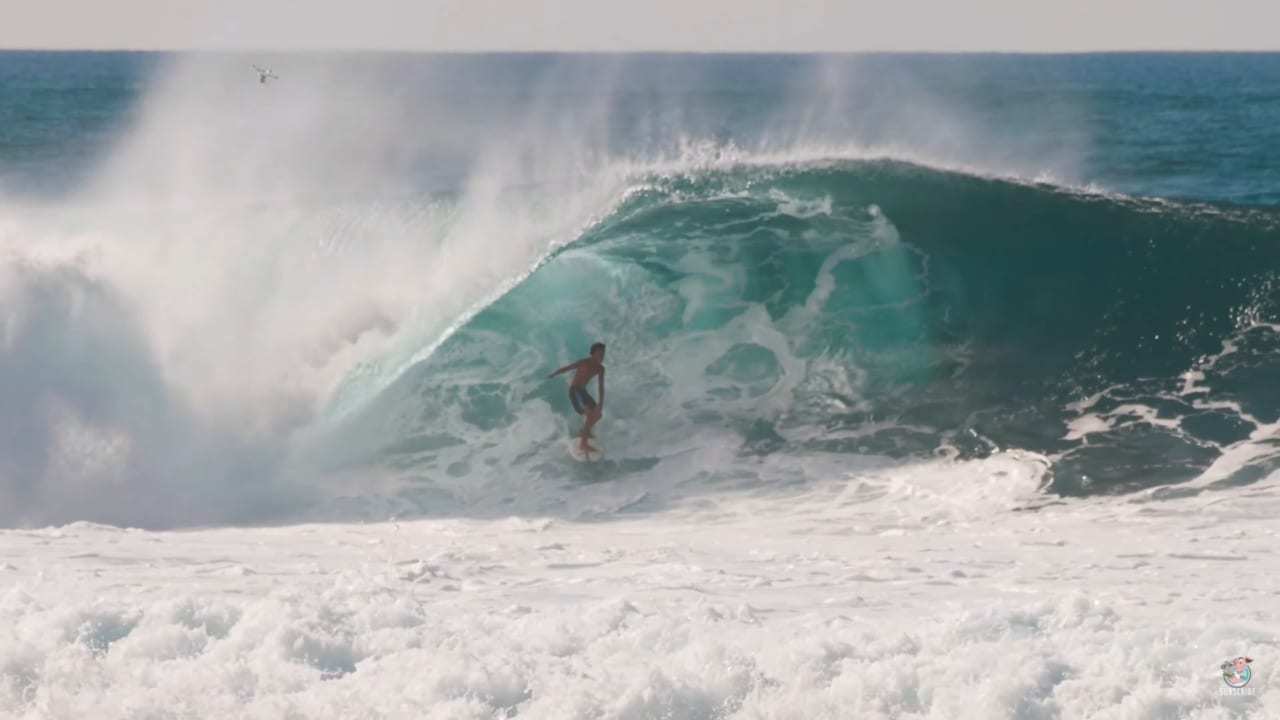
[597,368,605,411]
[548,360,581,379]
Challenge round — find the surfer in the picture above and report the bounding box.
[548,342,606,453]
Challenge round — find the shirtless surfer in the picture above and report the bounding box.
[548,342,606,454]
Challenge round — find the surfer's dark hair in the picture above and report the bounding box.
[590,342,606,354]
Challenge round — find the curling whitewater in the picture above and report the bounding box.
[313,159,1280,520]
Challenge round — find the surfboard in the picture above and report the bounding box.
[567,437,604,462]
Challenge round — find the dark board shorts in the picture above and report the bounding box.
[569,385,597,415]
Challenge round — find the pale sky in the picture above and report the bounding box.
[3,0,1279,52]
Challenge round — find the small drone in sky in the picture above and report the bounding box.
[252,65,279,85]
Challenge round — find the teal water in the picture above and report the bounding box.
[348,161,1280,505]
[1,52,1279,525]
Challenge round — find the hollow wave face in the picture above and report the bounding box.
[326,161,1280,517]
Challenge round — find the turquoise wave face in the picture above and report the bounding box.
[335,160,1280,507]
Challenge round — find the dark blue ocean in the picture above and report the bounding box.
[1,52,1278,527]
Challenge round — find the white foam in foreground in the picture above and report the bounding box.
[1,453,1277,719]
